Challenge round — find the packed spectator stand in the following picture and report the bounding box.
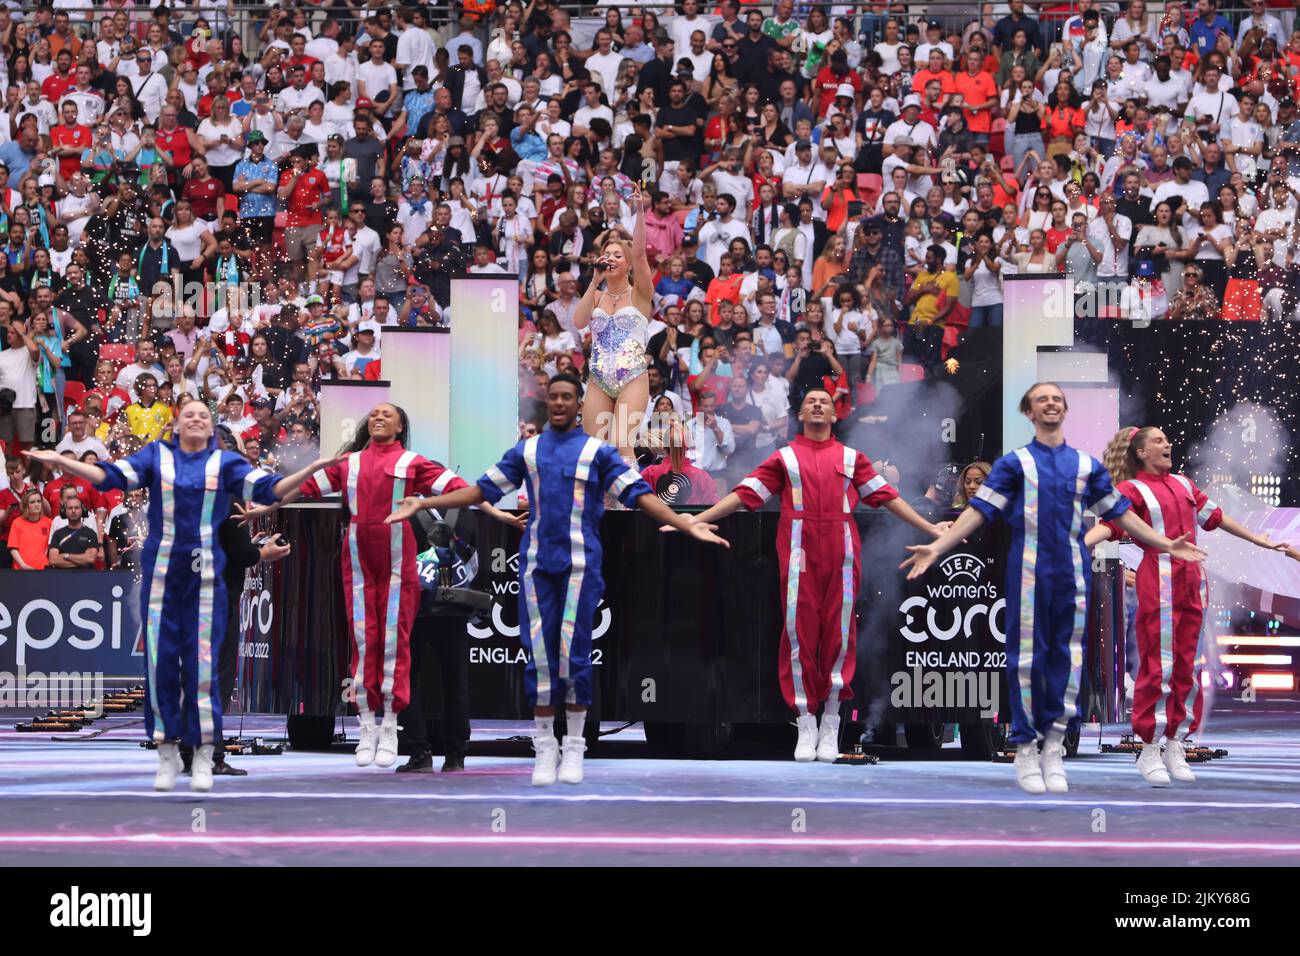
[0,0,1297,568]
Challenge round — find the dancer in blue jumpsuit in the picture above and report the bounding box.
[901,383,1205,795]
[389,374,728,786]
[25,399,337,793]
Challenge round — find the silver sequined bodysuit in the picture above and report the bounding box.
[588,306,649,398]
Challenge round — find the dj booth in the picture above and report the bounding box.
[235,503,1127,758]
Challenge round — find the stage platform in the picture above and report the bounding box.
[2,700,1298,867]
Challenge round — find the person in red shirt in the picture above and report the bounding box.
[953,49,998,140]
[686,338,733,412]
[195,70,241,120]
[640,412,720,505]
[40,49,76,103]
[813,49,862,117]
[912,48,956,110]
[704,252,744,323]
[181,155,226,227]
[1045,200,1072,252]
[278,144,330,284]
[286,33,320,72]
[50,101,92,182]
[155,104,201,186]
[0,480,19,569]
[43,452,100,514]
[9,489,53,571]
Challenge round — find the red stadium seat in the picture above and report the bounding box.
[62,379,86,411]
[856,381,877,405]
[900,363,925,383]
[99,344,133,366]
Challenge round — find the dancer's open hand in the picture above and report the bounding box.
[900,542,941,580]
[386,495,426,525]
[685,518,729,548]
[1166,533,1207,563]
[234,501,277,525]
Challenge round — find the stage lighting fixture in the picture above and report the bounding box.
[1248,473,1282,506]
[1250,673,1296,691]
[1216,635,1300,647]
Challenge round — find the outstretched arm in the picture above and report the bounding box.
[691,491,747,526]
[1113,509,1206,562]
[1217,514,1300,560]
[23,449,107,486]
[882,496,945,537]
[272,455,346,499]
[1083,523,1113,548]
[635,492,729,547]
[387,485,487,524]
[900,506,988,579]
[630,181,654,304]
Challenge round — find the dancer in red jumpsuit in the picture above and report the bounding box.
[277,403,469,768]
[1089,426,1300,786]
[693,389,945,762]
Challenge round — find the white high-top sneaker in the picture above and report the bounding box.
[374,714,399,768]
[1014,741,1046,794]
[355,715,378,766]
[816,714,841,763]
[191,744,215,792]
[532,733,560,786]
[558,735,587,784]
[154,742,183,792]
[1136,741,1171,786]
[1040,732,1068,794]
[1162,738,1196,782]
[793,714,818,762]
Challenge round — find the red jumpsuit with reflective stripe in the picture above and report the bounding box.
[1105,472,1222,743]
[303,442,467,715]
[734,433,899,715]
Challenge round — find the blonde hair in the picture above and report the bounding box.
[952,460,992,508]
[1102,425,1158,484]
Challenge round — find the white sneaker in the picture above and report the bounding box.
[558,735,587,784]
[1041,733,1068,794]
[154,742,183,792]
[355,716,378,767]
[1136,742,1171,786]
[1162,738,1196,782]
[191,744,215,792]
[374,715,399,768]
[532,733,559,786]
[816,714,841,763]
[1014,742,1046,794]
[793,714,818,762]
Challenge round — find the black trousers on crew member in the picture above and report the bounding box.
[399,616,471,757]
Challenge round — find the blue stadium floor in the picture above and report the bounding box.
[2,700,1298,867]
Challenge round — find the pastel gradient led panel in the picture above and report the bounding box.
[450,275,519,501]
[1057,384,1119,464]
[1002,274,1073,452]
[319,380,391,458]
[382,327,450,466]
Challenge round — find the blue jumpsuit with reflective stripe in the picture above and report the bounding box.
[95,438,282,746]
[477,428,652,708]
[968,439,1130,745]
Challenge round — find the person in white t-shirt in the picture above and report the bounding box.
[357,38,399,117]
[585,30,625,100]
[883,95,937,154]
[394,8,435,92]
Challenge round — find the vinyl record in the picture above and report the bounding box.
[654,471,692,505]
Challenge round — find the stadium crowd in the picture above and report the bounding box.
[0,0,1298,566]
